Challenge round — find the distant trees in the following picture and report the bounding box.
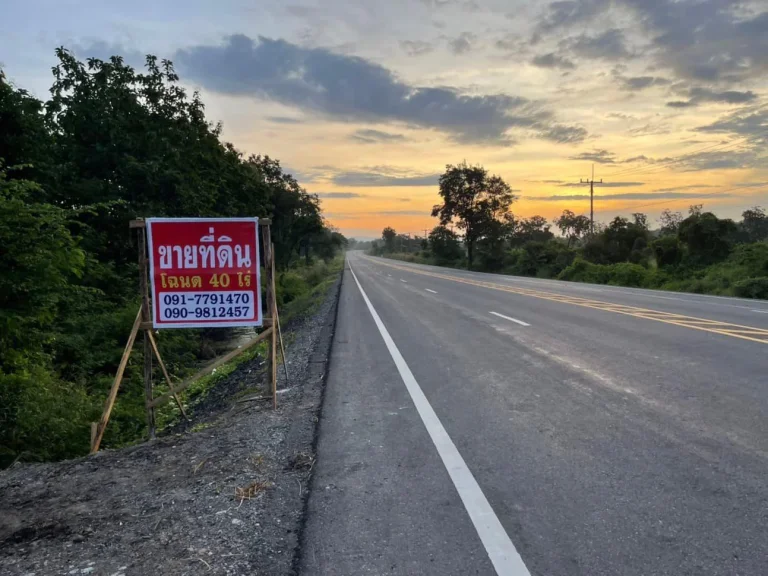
[658,209,684,236]
[554,210,591,247]
[382,226,397,252]
[741,206,768,242]
[429,225,463,263]
[431,162,516,269]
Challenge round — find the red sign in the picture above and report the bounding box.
[146,218,262,329]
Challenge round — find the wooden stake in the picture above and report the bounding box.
[147,330,189,420]
[271,242,278,409]
[148,327,273,409]
[138,227,156,439]
[91,307,142,454]
[276,309,289,385]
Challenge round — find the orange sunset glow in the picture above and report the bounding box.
[5,0,766,239]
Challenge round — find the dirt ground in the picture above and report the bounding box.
[0,275,341,576]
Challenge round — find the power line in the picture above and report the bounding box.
[594,182,768,217]
[602,134,761,181]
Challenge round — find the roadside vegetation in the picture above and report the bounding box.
[371,162,768,299]
[0,51,345,467]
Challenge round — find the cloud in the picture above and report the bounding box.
[70,40,146,69]
[496,33,525,52]
[377,210,427,216]
[539,124,589,144]
[627,123,672,136]
[679,149,758,171]
[448,32,477,54]
[400,40,434,57]
[735,181,768,188]
[174,35,586,145]
[653,184,715,192]
[534,0,768,83]
[570,149,616,164]
[316,192,366,199]
[329,167,440,187]
[628,0,768,83]
[695,107,768,142]
[534,0,610,39]
[266,116,303,124]
[529,191,733,201]
[667,87,758,108]
[563,29,633,61]
[531,53,576,70]
[350,129,407,143]
[666,100,696,108]
[619,76,670,91]
[559,181,645,187]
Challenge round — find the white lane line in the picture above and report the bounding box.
[348,261,530,576]
[400,278,408,283]
[489,311,530,327]
[752,310,768,314]
[425,288,438,294]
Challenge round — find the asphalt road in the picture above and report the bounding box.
[300,252,768,576]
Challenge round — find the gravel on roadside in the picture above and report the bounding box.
[0,273,342,576]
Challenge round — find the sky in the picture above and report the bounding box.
[2,0,767,239]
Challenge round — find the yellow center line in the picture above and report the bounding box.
[364,257,768,345]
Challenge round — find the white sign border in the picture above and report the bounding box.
[146,217,263,329]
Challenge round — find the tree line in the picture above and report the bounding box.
[371,162,768,299]
[0,50,345,466]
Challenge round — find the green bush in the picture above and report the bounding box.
[277,272,309,306]
[732,277,768,299]
[558,259,611,284]
[606,263,649,287]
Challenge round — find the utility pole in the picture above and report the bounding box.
[580,164,602,235]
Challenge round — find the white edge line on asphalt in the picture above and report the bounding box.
[348,259,530,576]
[489,311,530,327]
[425,288,438,294]
[752,310,768,314]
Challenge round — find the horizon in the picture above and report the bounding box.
[2,0,766,238]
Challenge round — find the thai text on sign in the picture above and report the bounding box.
[146,217,262,328]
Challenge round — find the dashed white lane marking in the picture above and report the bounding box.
[400,279,408,283]
[752,310,768,314]
[425,288,438,294]
[489,311,530,327]
[348,260,530,576]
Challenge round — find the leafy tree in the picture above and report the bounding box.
[678,211,738,266]
[554,209,590,247]
[382,226,397,252]
[512,215,554,246]
[657,209,683,236]
[248,155,323,266]
[651,235,683,267]
[429,226,463,263]
[431,162,516,269]
[741,206,768,242]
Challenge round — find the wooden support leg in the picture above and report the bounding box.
[91,308,142,454]
[147,330,189,420]
[143,332,156,439]
[271,243,278,409]
[138,227,155,439]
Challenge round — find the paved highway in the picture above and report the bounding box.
[301,252,768,576]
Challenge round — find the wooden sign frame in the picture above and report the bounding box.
[90,217,281,454]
